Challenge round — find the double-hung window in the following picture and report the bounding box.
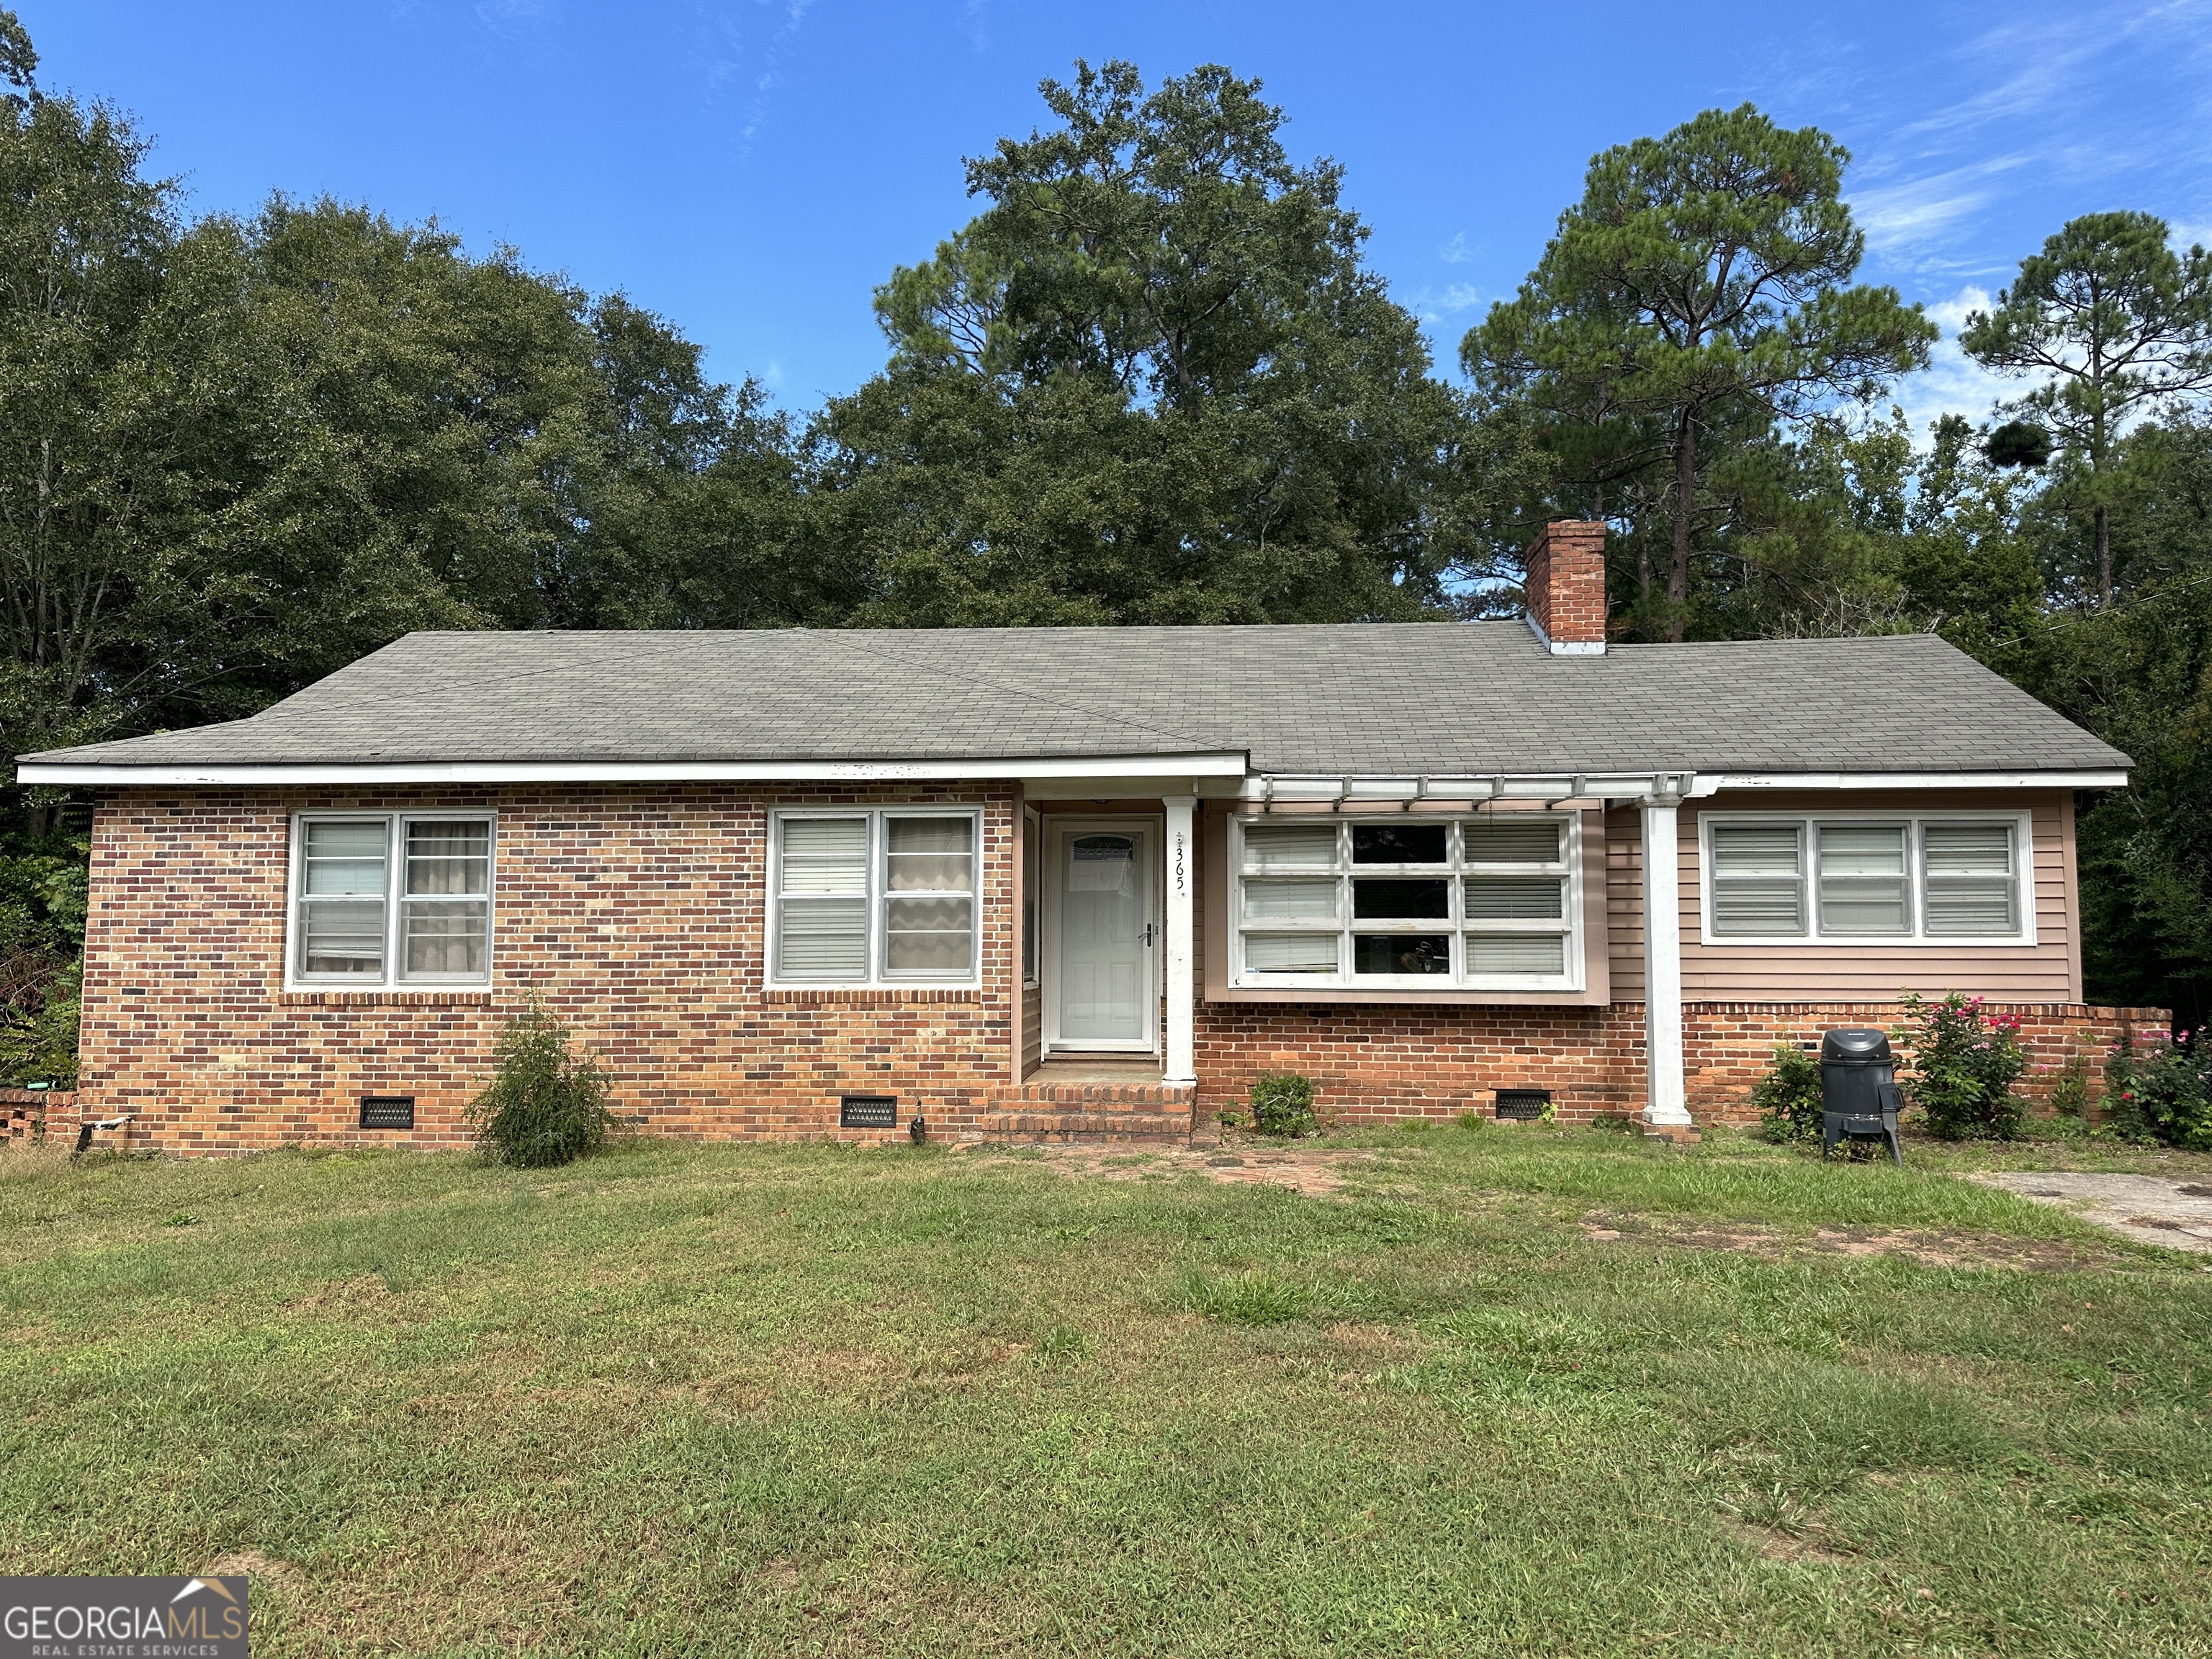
[770,809,979,986]
[290,814,495,986]
[1704,813,2029,944]
[1231,814,1581,991]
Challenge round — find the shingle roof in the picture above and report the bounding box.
[19,624,2129,777]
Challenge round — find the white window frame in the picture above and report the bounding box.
[1699,809,2035,947]
[284,810,498,989]
[1021,805,1042,989]
[767,807,984,989]
[1227,813,1584,994]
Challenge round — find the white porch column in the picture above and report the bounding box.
[1164,793,1197,1087]
[1640,789,1691,1128]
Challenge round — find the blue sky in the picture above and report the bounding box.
[31,1,2212,433]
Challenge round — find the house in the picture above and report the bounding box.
[17,523,2155,1152]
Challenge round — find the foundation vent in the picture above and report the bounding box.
[359,1096,416,1130]
[1493,1088,1551,1121]
[839,1094,899,1129]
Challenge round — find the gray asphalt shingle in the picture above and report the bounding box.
[19,624,2129,776]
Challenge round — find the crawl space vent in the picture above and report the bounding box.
[1493,1089,1550,1121]
[839,1094,898,1129]
[359,1096,416,1130]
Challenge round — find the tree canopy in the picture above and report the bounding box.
[1961,211,2212,606]
[827,60,1470,626]
[1464,104,1935,639]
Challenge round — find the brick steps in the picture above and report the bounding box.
[976,1076,1196,1143]
[976,1108,1192,1144]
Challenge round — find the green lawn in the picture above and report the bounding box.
[3,1125,2209,1658]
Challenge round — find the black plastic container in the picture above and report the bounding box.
[1819,1028,1903,1163]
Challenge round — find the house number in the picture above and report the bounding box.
[1174,832,1187,894]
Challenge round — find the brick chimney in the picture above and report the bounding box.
[1523,520,1607,655]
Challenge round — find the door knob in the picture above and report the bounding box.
[1140,923,1156,946]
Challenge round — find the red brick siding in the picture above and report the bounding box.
[1524,520,1608,649]
[1193,1000,2154,1128]
[80,786,1017,1152]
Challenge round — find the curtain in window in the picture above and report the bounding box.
[402,820,491,976]
[885,817,974,974]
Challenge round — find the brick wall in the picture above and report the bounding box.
[81,785,1017,1153]
[77,783,2161,1153]
[1524,520,1608,650]
[1,1089,69,1143]
[1194,999,2156,1128]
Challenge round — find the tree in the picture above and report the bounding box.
[1960,212,2212,607]
[1465,104,1935,639]
[819,60,1471,625]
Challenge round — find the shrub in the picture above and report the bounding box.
[467,1000,621,1167]
[1248,1071,1317,1137]
[1751,1043,1824,1142]
[1897,992,2025,1140]
[2104,1029,2212,1151]
[2046,1046,2092,1123]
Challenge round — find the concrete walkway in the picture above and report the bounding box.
[1966,1171,2212,1252]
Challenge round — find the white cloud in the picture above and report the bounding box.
[1406,282,1485,328]
[1437,231,1474,265]
[1887,285,2022,443]
[1851,158,2028,264]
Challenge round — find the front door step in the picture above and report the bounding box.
[978,1075,1196,1143]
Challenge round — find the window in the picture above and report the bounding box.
[770,809,979,986]
[1021,807,1042,987]
[1230,814,1580,991]
[290,814,493,986]
[1704,814,2029,944]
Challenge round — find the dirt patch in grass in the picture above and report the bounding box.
[1717,1517,1853,1566]
[1578,1213,2127,1271]
[1016,1144,1382,1197]
[205,1549,307,1599]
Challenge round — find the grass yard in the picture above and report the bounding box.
[3,1123,2210,1658]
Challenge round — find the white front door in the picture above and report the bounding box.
[1047,820,1158,1053]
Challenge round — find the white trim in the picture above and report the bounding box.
[1704,770,2126,792]
[15,752,1249,787]
[284,810,498,991]
[765,806,984,991]
[1226,811,1586,994]
[1020,804,1043,989]
[1041,816,1162,1057]
[1698,809,2037,948]
[1163,796,1197,1086]
[1640,801,1690,1127]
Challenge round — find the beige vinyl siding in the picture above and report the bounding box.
[1605,806,1647,1000]
[1676,789,2080,1002]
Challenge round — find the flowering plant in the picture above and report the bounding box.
[2104,1029,2212,1151]
[1897,992,2025,1140]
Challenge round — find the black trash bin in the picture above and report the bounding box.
[1820,1029,1903,1164]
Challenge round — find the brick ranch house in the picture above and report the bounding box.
[17,523,2157,1153]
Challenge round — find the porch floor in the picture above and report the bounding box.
[1023,1056,1166,1084]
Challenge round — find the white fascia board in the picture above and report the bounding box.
[14,751,1251,788]
[1246,773,1687,801]
[1704,770,2129,793]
